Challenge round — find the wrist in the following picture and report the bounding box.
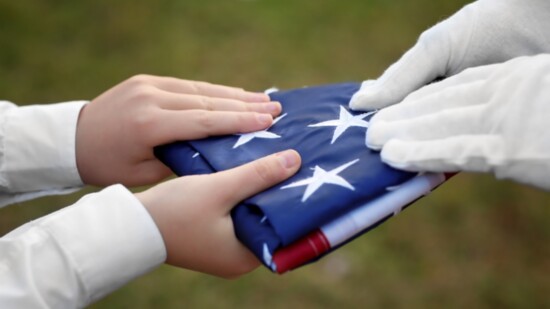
[75,103,94,185]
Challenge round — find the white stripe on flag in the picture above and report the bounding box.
[321,173,446,247]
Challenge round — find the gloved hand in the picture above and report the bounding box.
[349,0,550,110]
[366,54,550,190]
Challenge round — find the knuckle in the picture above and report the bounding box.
[129,86,158,103]
[197,97,214,111]
[196,110,216,131]
[418,26,439,43]
[131,109,157,132]
[190,81,211,94]
[252,159,279,185]
[233,100,248,111]
[127,74,152,86]
[188,81,201,95]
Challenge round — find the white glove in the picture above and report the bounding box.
[349,0,550,110]
[366,54,550,190]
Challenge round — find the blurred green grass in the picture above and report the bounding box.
[1,0,548,308]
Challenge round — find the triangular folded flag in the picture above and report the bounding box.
[155,82,450,273]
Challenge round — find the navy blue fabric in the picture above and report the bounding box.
[155,82,417,269]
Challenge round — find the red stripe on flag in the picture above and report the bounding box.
[272,229,331,274]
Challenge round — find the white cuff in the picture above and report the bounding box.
[2,101,87,192]
[1,184,166,308]
[40,184,167,305]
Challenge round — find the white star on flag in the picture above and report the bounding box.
[309,106,376,144]
[233,114,287,148]
[281,159,359,202]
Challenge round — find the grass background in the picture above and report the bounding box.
[1,0,549,308]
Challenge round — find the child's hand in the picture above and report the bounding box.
[135,150,301,278]
[76,74,281,187]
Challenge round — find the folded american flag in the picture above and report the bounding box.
[155,82,449,273]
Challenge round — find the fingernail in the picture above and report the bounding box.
[265,102,281,113]
[257,113,273,125]
[276,150,299,169]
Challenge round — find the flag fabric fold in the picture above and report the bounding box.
[155,82,448,273]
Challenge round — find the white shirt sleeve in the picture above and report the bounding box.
[0,184,167,308]
[0,100,168,307]
[0,100,86,208]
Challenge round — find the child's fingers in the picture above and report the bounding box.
[214,150,301,211]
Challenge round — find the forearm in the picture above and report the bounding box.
[0,185,166,308]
